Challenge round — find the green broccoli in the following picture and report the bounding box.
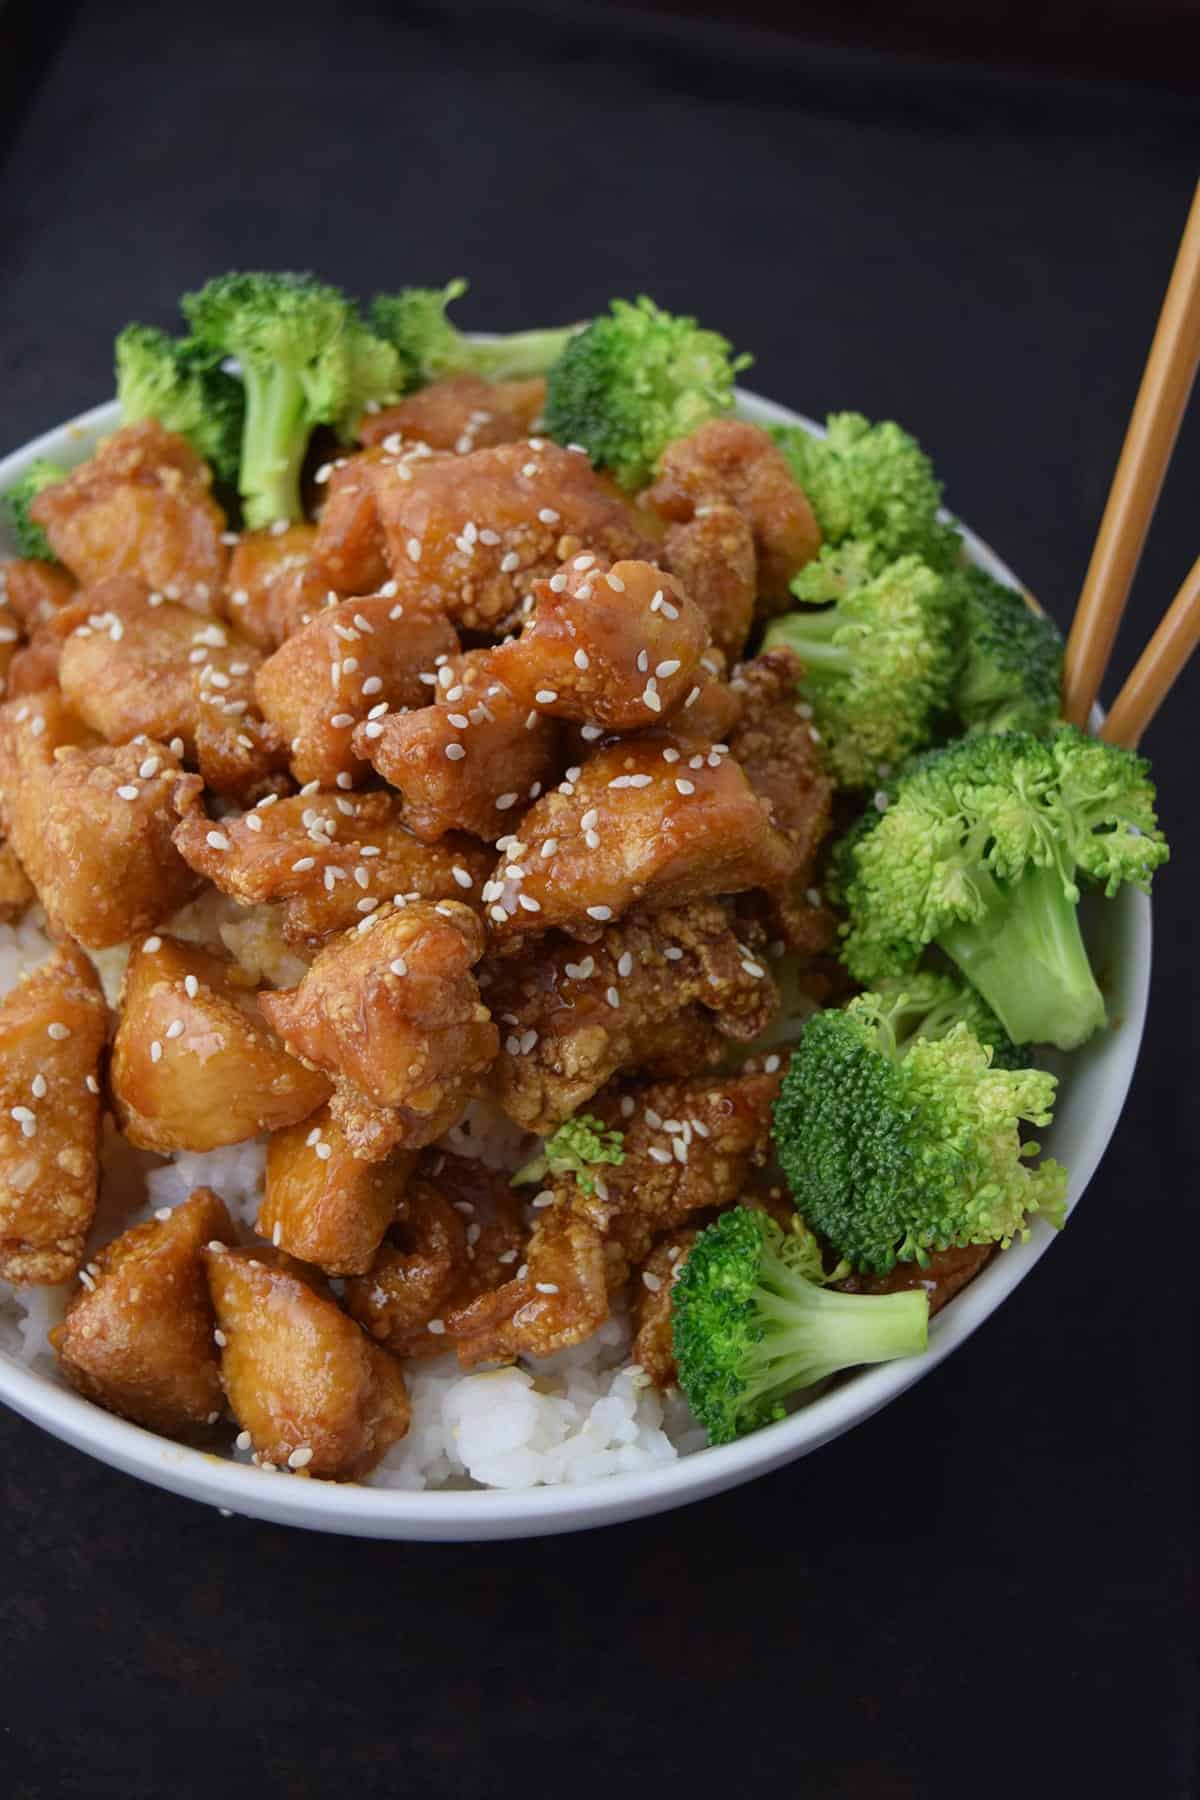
[370,279,578,391]
[775,999,1068,1276]
[2,459,67,561]
[948,565,1064,736]
[182,271,403,529]
[772,412,961,573]
[671,1206,929,1444]
[763,552,958,787]
[543,295,751,489]
[833,727,1168,1050]
[512,1114,626,1198]
[115,323,245,488]
[870,969,1024,1070]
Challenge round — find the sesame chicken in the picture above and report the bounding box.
[356,373,547,454]
[259,1103,416,1276]
[259,900,499,1153]
[662,502,757,661]
[630,1226,697,1388]
[310,447,396,595]
[0,946,106,1285]
[649,418,822,610]
[836,1242,995,1315]
[354,647,562,844]
[0,557,77,634]
[254,590,460,789]
[50,1187,234,1437]
[445,1204,609,1369]
[204,1244,411,1480]
[111,935,330,1153]
[29,421,229,607]
[489,556,711,731]
[0,691,199,948]
[0,842,34,921]
[486,900,780,1134]
[220,521,325,649]
[483,737,795,946]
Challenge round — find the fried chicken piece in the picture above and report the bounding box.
[0,842,33,920]
[662,503,757,661]
[111,935,330,1153]
[254,590,459,789]
[630,1227,697,1387]
[486,901,779,1133]
[310,447,395,595]
[259,900,498,1152]
[484,738,794,946]
[357,375,547,454]
[445,1204,609,1369]
[0,692,199,948]
[489,555,710,731]
[221,522,322,649]
[836,1242,994,1316]
[355,647,562,844]
[50,1187,234,1437]
[0,946,106,1285]
[367,438,650,634]
[0,599,20,699]
[259,1104,416,1277]
[650,418,821,609]
[204,1245,411,1480]
[0,557,77,633]
[29,421,228,607]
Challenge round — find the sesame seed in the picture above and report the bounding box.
[661,600,679,620]
[245,813,263,833]
[500,551,520,573]
[617,952,633,977]
[149,1041,163,1062]
[86,1075,100,1094]
[206,831,231,851]
[165,1019,185,1040]
[620,1095,636,1118]
[315,1142,333,1161]
[31,1074,47,1099]
[330,713,354,729]
[353,613,374,634]
[170,737,185,757]
[336,772,354,790]
[9,1105,33,1123]
[292,857,316,872]
[764,1054,782,1074]
[586,905,612,921]
[452,866,473,889]
[495,792,518,810]
[447,713,469,729]
[664,946,683,961]
[361,675,383,697]
[573,649,590,671]
[143,935,162,953]
[213,1328,228,1347]
[655,659,681,679]
[648,1146,672,1165]
[641,687,662,713]
[406,538,422,562]
[606,986,620,1008]
[642,1271,663,1292]
[741,959,766,979]
[518,894,541,913]
[549,572,568,593]
[47,1022,70,1041]
[427,1318,447,1335]
[287,1446,314,1470]
[535,689,558,705]
[306,1127,322,1146]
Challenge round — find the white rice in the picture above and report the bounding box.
[0,912,704,1490]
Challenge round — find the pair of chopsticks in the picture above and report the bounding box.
[1062,179,1200,749]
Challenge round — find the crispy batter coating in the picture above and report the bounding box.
[29,421,228,607]
[837,1242,994,1315]
[662,503,757,661]
[221,522,322,649]
[630,1227,697,1387]
[483,738,794,946]
[0,842,34,920]
[311,447,395,595]
[0,692,199,948]
[0,599,20,700]
[650,419,821,609]
[259,1104,416,1277]
[50,1187,234,1436]
[255,590,459,789]
[111,935,330,1153]
[489,555,710,731]
[259,900,498,1152]
[485,901,779,1133]
[357,375,547,454]
[355,647,562,844]
[445,1204,609,1369]
[0,558,77,633]
[0,946,106,1284]
[204,1245,411,1480]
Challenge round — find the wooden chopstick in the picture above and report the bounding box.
[1099,554,1200,749]
[1062,180,1200,729]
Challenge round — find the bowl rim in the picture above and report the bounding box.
[0,390,1152,1539]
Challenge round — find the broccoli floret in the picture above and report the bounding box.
[671,1206,928,1444]
[774,1001,1068,1276]
[543,295,751,489]
[182,271,403,528]
[948,565,1064,736]
[512,1114,626,1198]
[834,727,1169,1049]
[370,279,578,391]
[2,459,67,561]
[870,970,1023,1070]
[772,412,961,573]
[764,552,958,787]
[115,323,245,488]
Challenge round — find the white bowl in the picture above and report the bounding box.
[0,391,1150,1539]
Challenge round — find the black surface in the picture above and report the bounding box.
[0,5,1196,1795]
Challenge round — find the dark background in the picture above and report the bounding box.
[0,3,1196,1795]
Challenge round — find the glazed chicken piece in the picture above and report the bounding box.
[221,522,324,649]
[649,418,821,610]
[259,1104,417,1277]
[50,1187,234,1437]
[4,591,90,698]
[173,784,491,946]
[310,446,396,595]
[483,738,794,946]
[57,576,285,800]
[0,557,77,634]
[354,647,562,844]
[836,1242,994,1316]
[630,1226,697,1388]
[488,555,711,731]
[0,843,34,920]
[111,935,330,1153]
[485,900,779,1134]
[29,421,228,607]
[0,946,107,1285]
[259,900,498,1154]
[364,438,651,634]
[0,598,21,699]
[662,503,757,661]
[357,374,547,454]
[205,1245,411,1480]
[0,691,199,948]
[254,590,459,789]
[445,1203,609,1370]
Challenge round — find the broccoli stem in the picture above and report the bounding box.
[767,608,854,675]
[936,860,1106,1051]
[747,1252,928,1401]
[467,327,577,382]
[239,363,310,529]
